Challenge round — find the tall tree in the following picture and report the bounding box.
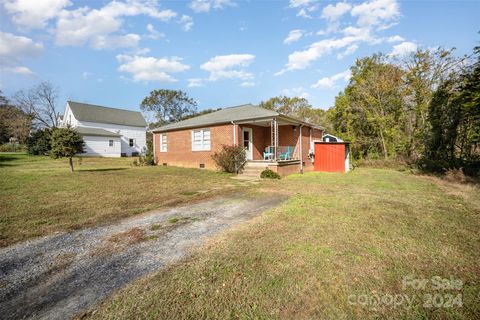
[259,96,310,116]
[424,43,480,173]
[258,96,329,128]
[0,91,32,144]
[331,55,406,159]
[14,82,61,129]
[140,89,197,125]
[401,48,459,159]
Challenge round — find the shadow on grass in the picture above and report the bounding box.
[0,155,21,167]
[79,168,128,172]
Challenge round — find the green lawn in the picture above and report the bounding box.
[90,169,480,319]
[0,153,241,247]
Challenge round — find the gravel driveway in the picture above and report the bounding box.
[0,194,284,320]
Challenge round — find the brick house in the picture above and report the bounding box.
[151,104,324,176]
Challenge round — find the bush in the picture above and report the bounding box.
[444,168,467,183]
[132,155,154,166]
[27,128,52,155]
[260,169,281,179]
[211,145,246,173]
[51,127,85,172]
[0,143,26,152]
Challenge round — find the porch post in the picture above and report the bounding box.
[273,118,278,161]
[299,125,303,173]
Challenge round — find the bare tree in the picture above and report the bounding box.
[14,82,61,129]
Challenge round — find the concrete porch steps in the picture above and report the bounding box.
[234,162,268,180]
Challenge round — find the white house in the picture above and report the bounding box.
[60,101,147,157]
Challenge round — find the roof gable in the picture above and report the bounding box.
[152,104,279,132]
[67,101,147,127]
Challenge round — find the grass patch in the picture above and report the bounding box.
[180,191,199,196]
[168,217,180,224]
[150,224,162,231]
[90,168,480,319]
[0,153,241,246]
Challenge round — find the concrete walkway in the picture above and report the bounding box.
[0,194,284,320]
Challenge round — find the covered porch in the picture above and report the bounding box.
[233,116,308,175]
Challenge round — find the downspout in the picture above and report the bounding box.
[231,121,236,145]
[299,125,303,173]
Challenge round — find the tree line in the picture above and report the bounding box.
[327,45,479,176]
[254,46,479,177]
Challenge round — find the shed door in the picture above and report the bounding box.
[314,143,345,172]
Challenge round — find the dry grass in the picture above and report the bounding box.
[90,168,480,319]
[92,228,148,257]
[0,153,242,247]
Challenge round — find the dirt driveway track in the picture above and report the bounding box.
[0,194,284,320]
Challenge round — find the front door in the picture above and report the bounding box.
[243,127,253,160]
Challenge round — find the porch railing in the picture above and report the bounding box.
[263,146,296,161]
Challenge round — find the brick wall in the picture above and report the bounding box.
[153,122,323,173]
[154,123,234,169]
[304,127,323,172]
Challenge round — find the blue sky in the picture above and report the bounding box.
[0,0,478,114]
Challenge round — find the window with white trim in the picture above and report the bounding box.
[160,133,167,152]
[192,129,211,151]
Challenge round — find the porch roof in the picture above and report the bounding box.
[151,104,323,132]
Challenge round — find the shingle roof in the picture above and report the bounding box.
[68,101,147,127]
[75,126,121,137]
[151,104,280,132]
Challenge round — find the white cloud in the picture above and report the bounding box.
[180,15,194,31]
[0,66,35,75]
[337,44,358,59]
[0,31,43,76]
[189,0,236,13]
[351,0,400,28]
[312,70,351,89]
[320,2,351,33]
[146,23,165,39]
[201,54,255,81]
[90,33,141,50]
[278,1,404,75]
[284,29,304,44]
[0,31,43,58]
[389,41,417,56]
[3,0,71,29]
[241,81,255,87]
[55,0,177,49]
[116,54,190,82]
[277,36,361,74]
[387,35,404,43]
[188,78,204,87]
[322,2,351,21]
[281,86,309,98]
[289,0,319,18]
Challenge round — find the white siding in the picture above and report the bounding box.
[81,136,121,157]
[61,104,79,127]
[77,121,146,156]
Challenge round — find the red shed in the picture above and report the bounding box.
[314,142,350,173]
